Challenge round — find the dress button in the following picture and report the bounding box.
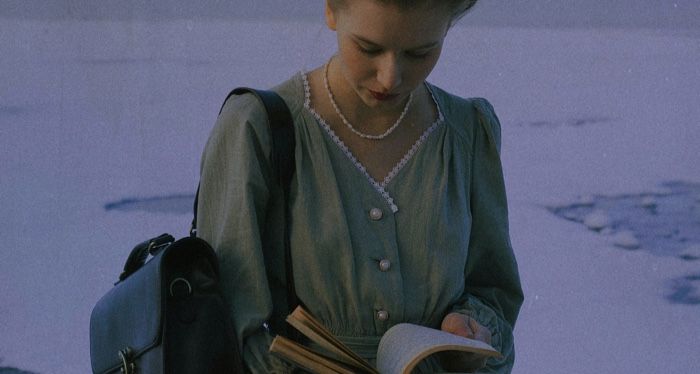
[379,259,391,272]
[369,207,383,221]
[376,310,389,321]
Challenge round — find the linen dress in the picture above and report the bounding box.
[197,72,523,373]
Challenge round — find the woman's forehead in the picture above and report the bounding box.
[335,0,452,45]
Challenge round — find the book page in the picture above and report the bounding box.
[270,335,358,374]
[286,307,378,373]
[375,323,502,374]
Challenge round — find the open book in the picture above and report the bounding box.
[269,306,502,374]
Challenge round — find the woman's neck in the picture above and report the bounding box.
[325,59,415,131]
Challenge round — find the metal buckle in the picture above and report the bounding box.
[169,277,192,297]
[147,240,169,254]
[118,347,136,374]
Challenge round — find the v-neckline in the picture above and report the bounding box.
[300,71,444,213]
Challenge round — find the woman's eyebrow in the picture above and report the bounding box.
[352,34,440,50]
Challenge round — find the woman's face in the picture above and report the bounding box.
[326,0,453,109]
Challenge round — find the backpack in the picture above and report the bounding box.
[89,88,297,373]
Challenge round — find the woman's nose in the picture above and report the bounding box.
[375,55,402,92]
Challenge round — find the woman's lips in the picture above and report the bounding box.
[369,90,399,101]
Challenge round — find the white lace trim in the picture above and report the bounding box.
[301,71,444,214]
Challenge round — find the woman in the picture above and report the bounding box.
[197,0,523,372]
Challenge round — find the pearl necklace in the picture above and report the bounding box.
[324,59,413,140]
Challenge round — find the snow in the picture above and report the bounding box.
[609,230,641,250]
[1,2,699,373]
[582,210,610,232]
[680,244,700,261]
[640,196,657,209]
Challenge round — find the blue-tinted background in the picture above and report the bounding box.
[1,1,699,373]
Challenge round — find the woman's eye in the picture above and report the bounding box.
[360,47,382,55]
[406,51,430,59]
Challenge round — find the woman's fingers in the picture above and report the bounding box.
[442,312,492,344]
[439,313,493,371]
[469,316,492,345]
[441,312,474,338]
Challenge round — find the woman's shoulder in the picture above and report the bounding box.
[217,73,305,122]
[272,72,306,116]
[427,83,502,152]
[212,73,306,138]
[427,83,498,125]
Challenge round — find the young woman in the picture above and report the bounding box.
[197,0,523,372]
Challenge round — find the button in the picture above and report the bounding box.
[369,208,383,221]
[376,310,389,321]
[379,259,391,272]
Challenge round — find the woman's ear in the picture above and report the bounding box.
[325,1,337,31]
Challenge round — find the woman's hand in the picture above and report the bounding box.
[441,312,492,344]
[438,312,492,372]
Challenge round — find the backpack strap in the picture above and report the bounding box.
[192,87,299,335]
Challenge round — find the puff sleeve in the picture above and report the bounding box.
[196,94,292,373]
[451,98,524,373]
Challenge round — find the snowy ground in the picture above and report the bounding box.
[1,3,700,374]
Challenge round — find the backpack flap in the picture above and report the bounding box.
[89,247,168,374]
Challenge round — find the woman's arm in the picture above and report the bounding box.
[449,98,524,373]
[197,93,293,373]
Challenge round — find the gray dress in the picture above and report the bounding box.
[197,72,523,373]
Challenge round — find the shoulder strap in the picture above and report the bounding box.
[192,87,300,333]
[191,88,295,234]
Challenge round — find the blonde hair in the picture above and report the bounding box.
[327,0,479,24]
